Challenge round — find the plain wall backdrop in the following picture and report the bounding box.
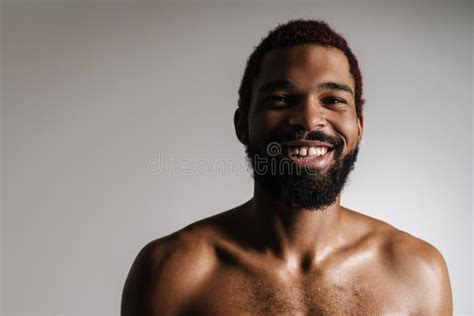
[1,1,472,315]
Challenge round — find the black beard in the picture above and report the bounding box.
[245,130,359,211]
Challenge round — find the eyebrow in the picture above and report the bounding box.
[258,80,296,94]
[317,82,354,95]
[257,80,353,95]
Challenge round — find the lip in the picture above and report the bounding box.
[280,140,334,149]
[286,147,335,169]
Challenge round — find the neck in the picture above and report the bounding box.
[247,181,345,263]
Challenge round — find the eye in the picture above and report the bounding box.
[321,96,347,106]
[263,95,290,105]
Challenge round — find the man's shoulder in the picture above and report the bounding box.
[140,223,218,278]
[345,208,452,313]
[361,212,447,273]
[350,209,449,274]
[121,209,236,315]
[345,207,445,261]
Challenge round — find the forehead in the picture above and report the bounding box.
[253,45,354,92]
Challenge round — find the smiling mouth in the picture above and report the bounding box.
[281,143,336,169]
[286,145,333,158]
[280,140,335,158]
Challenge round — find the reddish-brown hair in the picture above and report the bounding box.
[238,19,365,117]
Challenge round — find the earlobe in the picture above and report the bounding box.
[234,108,249,145]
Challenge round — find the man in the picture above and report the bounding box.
[121,20,452,315]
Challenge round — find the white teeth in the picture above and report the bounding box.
[289,146,329,157]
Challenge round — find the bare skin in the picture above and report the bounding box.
[121,45,452,315]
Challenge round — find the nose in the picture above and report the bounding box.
[288,95,326,131]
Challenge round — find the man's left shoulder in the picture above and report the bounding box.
[379,223,449,283]
[346,208,449,273]
[373,217,453,314]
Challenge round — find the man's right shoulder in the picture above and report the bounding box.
[121,221,220,315]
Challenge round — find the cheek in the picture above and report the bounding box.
[248,111,286,142]
[333,119,360,149]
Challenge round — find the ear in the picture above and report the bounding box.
[357,114,364,144]
[234,108,249,145]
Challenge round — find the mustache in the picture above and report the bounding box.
[270,130,343,148]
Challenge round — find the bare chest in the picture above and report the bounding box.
[186,267,410,315]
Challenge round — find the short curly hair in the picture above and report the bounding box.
[238,19,365,117]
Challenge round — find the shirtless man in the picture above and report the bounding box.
[121,20,452,315]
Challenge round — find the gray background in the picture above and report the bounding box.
[1,0,472,315]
